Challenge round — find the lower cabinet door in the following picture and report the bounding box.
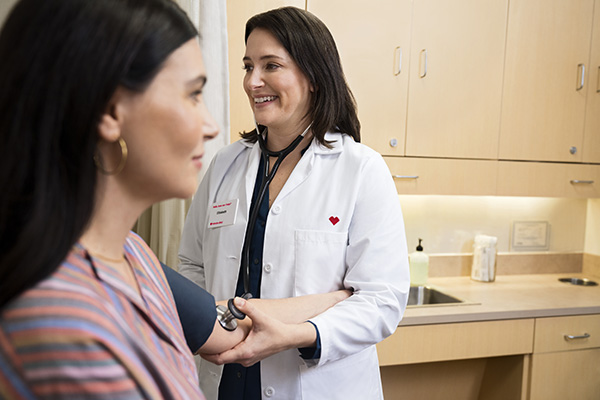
[529,348,600,400]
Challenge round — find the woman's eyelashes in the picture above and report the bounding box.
[190,89,203,103]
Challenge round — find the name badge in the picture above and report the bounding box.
[208,199,238,229]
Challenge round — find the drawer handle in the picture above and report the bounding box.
[570,180,595,184]
[393,46,402,76]
[419,49,428,78]
[393,175,419,180]
[576,63,585,91]
[564,333,590,341]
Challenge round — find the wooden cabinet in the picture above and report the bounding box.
[404,0,508,159]
[308,0,508,159]
[583,1,600,163]
[227,0,600,197]
[377,315,600,399]
[306,0,412,156]
[377,319,534,400]
[496,162,600,198]
[225,0,305,144]
[499,0,597,163]
[385,157,498,196]
[529,315,600,400]
[377,319,534,366]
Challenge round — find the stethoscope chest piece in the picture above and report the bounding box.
[216,304,238,331]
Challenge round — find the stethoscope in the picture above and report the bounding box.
[216,122,312,331]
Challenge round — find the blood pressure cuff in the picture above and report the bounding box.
[159,262,217,354]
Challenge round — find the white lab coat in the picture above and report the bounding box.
[179,132,410,400]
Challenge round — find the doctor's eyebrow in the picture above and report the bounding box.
[242,54,286,63]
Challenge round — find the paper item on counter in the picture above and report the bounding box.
[471,234,498,282]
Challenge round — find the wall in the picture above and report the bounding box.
[585,198,600,256]
[399,195,588,255]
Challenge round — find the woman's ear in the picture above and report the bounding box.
[98,88,128,142]
[98,107,121,142]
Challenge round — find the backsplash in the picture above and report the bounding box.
[398,196,600,277]
[398,195,589,254]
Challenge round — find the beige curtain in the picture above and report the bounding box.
[0,0,19,27]
[135,0,230,270]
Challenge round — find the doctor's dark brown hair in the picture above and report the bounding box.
[240,6,361,146]
[0,0,197,308]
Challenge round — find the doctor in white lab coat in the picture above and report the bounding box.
[179,7,409,400]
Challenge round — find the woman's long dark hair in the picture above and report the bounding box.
[241,6,361,146]
[0,0,197,308]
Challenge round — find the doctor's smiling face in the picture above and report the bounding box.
[243,28,313,134]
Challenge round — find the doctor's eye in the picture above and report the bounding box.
[242,64,253,72]
[265,63,280,71]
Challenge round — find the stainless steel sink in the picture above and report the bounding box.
[558,277,598,286]
[407,286,464,307]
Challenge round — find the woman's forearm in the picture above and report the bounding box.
[197,317,251,355]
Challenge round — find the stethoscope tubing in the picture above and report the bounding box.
[241,126,308,297]
[217,123,312,329]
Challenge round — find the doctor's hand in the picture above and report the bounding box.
[200,297,317,367]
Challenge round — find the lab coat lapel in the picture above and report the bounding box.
[243,142,261,214]
[274,133,343,203]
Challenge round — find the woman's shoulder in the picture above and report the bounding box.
[1,255,127,341]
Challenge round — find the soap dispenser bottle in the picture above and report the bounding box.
[409,238,429,287]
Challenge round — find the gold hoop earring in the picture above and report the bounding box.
[94,137,128,176]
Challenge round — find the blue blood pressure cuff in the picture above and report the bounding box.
[160,262,217,354]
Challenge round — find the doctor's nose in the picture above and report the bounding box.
[245,69,264,90]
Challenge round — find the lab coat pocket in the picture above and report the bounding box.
[294,230,347,295]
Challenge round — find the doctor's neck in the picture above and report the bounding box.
[259,122,313,153]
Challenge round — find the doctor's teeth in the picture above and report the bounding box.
[255,96,276,103]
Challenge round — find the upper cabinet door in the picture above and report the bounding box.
[404,0,508,159]
[499,0,595,162]
[226,0,305,144]
[583,0,600,163]
[307,0,412,156]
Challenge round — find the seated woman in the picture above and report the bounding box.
[0,0,348,398]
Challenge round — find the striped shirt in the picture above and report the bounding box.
[0,232,205,399]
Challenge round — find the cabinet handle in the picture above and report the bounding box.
[393,175,419,180]
[570,180,595,184]
[419,49,428,78]
[597,66,600,93]
[564,333,590,341]
[393,47,402,76]
[576,63,585,91]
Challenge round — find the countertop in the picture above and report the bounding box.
[400,273,600,326]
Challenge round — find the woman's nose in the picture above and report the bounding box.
[201,103,219,141]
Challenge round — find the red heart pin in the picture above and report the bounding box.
[329,216,340,226]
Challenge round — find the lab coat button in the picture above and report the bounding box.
[264,387,275,397]
[272,205,282,215]
[263,263,272,273]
